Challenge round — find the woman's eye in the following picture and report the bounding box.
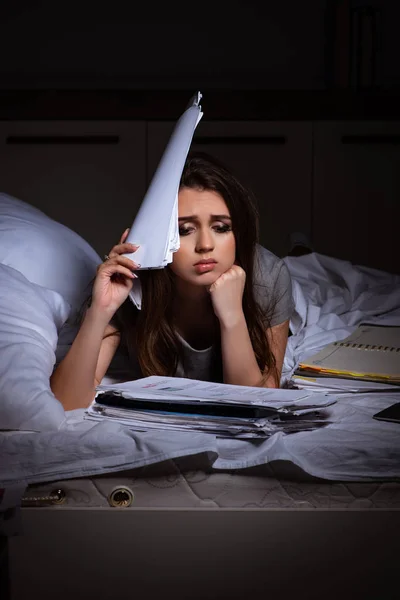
[214,224,232,233]
[179,227,194,236]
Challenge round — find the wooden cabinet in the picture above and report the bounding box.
[147,121,313,258]
[0,121,146,256]
[313,121,400,273]
[1,118,398,273]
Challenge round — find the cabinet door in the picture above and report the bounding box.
[147,121,312,258]
[0,121,146,256]
[313,121,400,274]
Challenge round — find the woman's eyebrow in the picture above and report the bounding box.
[178,214,231,221]
[178,215,196,221]
[211,214,232,220]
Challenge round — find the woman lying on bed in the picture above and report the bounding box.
[51,152,294,410]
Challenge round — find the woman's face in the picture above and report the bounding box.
[169,187,236,287]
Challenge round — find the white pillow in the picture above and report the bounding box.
[0,264,68,431]
[0,193,101,317]
[0,194,101,430]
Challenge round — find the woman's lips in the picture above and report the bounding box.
[194,262,217,274]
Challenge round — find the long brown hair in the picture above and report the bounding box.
[115,152,276,381]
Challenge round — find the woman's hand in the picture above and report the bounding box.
[209,265,246,327]
[91,228,140,317]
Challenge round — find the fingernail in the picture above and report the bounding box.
[131,272,138,278]
[129,243,139,249]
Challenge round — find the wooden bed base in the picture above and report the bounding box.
[7,507,400,600]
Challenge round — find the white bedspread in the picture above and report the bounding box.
[2,253,400,486]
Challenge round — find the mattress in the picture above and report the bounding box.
[22,457,400,510]
[12,460,400,600]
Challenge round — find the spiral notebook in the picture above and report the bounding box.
[296,325,400,384]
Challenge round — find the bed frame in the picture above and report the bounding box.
[7,507,400,600]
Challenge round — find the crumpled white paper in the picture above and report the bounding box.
[125,91,203,309]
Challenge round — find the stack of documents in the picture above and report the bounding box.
[86,376,336,438]
[290,375,400,394]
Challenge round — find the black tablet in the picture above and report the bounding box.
[373,402,400,424]
[95,392,277,420]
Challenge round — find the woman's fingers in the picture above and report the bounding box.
[106,228,140,262]
[102,255,140,271]
[100,263,137,280]
[108,242,140,260]
[120,228,130,244]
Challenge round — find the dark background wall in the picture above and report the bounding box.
[0,1,399,273]
[0,0,396,92]
[0,0,398,118]
[0,0,328,90]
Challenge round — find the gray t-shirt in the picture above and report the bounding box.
[110,244,294,382]
[175,245,294,380]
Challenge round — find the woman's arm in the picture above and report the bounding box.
[50,229,139,411]
[219,313,266,387]
[219,318,289,388]
[50,312,120,411]
[210,266,289,388]
[262,319,290,387]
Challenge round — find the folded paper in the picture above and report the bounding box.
[124,91,203,309]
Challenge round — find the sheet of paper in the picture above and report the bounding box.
[339,325,400,349]
[124,91,203,270]
[124,92,202,309]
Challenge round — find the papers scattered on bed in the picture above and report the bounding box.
[85,376,336,438]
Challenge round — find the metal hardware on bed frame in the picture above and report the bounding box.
[21,489,66,506]
[108,487,134,508]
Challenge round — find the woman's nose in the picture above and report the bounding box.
[195,229,214,253]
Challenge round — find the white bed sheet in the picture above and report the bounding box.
[1,252,400,487]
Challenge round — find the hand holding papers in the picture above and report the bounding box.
[86,376,336,438]
[123,92,203,309]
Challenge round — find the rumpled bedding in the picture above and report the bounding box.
[1,252,400,486]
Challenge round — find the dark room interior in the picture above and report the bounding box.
[1,2,400,599]
[0,0,399,272]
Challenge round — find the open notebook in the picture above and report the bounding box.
[295,325,400,384]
